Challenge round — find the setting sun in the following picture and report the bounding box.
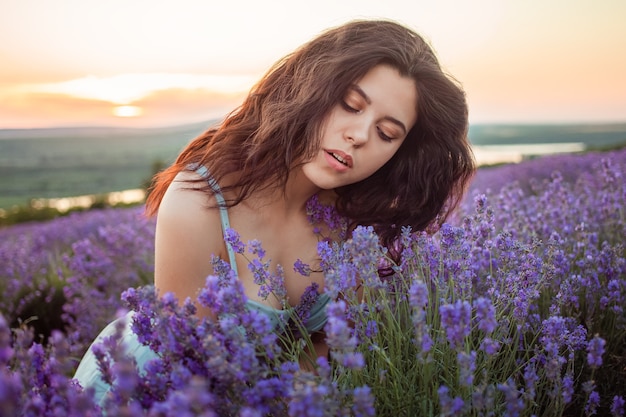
[113,105,143,118]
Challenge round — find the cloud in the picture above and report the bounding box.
[0,85,248,128]
[0,92,113,128]
[133,87,248,126]
[11,73,256,104]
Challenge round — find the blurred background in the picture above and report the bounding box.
[1,0,625,213]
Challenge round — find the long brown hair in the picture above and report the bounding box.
[146,19,475,251]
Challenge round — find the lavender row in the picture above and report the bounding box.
[0,207,155,355]
[0,147,624,416]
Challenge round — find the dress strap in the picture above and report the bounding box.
[191,164,239,276]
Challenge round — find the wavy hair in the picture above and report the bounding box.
[146,19,475,252]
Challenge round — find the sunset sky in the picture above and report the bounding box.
[1,0,625,129]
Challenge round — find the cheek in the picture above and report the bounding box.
[376,144,403,167]
[363,150,397,178]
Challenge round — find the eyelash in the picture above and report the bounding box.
[341,100,394,143]
[340,100,359,113]
[377,127,393,143]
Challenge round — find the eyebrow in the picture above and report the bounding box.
[349,85,408,134]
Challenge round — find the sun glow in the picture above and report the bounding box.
[113,105,143,117]
[8,73,257,105]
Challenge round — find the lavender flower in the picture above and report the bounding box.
[479,337,500,356]
[223,227,245,254]
[408,280,429,310]
[587,335,606,369]
[438,385,465,417]
[293,258,312,277]
[586,390,600,416]
[439,300,471,349]
[473,297,497,334]
[305,193,348,239]
[364,320,379,339]
[325,301,356,350]
[287,382,330,417]
[324,300,364,370]
[0,379,21,416]
[612,395,625,417]
[352,386,375,417]
[522,362,539,402]
[247,239,265,259]
[0,315,13,366]
[457,350,477,387]
[539,316,571,380]
[562,372,574,405]
[497,378,524,417]
[149,376,216,417]
[345,226,385,290]
[420,332,434,358]
[293,283,320,329]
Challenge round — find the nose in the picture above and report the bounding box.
[345,120,369,147]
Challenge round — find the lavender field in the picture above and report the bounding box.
[0,148,624,416]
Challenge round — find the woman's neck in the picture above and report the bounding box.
[243,166,322,217]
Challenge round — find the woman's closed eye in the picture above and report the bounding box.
[341,100,362,114]
[377,126,394,142]
[341,99,400,142]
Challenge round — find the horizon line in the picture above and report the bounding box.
[2,118,626,132]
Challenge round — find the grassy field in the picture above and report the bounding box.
[1,121,625,209]
[0,122,210,208]
[468,123,626,148]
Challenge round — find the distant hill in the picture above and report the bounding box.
[0,120,215,209]
[0,121,625,209]
[0,120,213,140]
[469,122,626,148]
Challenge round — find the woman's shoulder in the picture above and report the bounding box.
[156,169,225,257]
[154,169,226,316]
[158,170,211,218]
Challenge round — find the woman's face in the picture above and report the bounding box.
[302,64,418,190]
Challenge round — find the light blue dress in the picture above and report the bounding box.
[73,165,330,405]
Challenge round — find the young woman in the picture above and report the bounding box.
[74,18,475,404]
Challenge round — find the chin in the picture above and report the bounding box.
[311,177,343,190]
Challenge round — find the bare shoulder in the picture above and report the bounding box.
[154,170,225,316]
[156,170,220,240]
[158,170,210,214]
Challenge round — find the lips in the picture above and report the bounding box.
[325,149,353,168]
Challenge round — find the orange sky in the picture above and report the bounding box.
[1,0,625,129]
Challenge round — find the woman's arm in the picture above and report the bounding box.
[154,170,226,320]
